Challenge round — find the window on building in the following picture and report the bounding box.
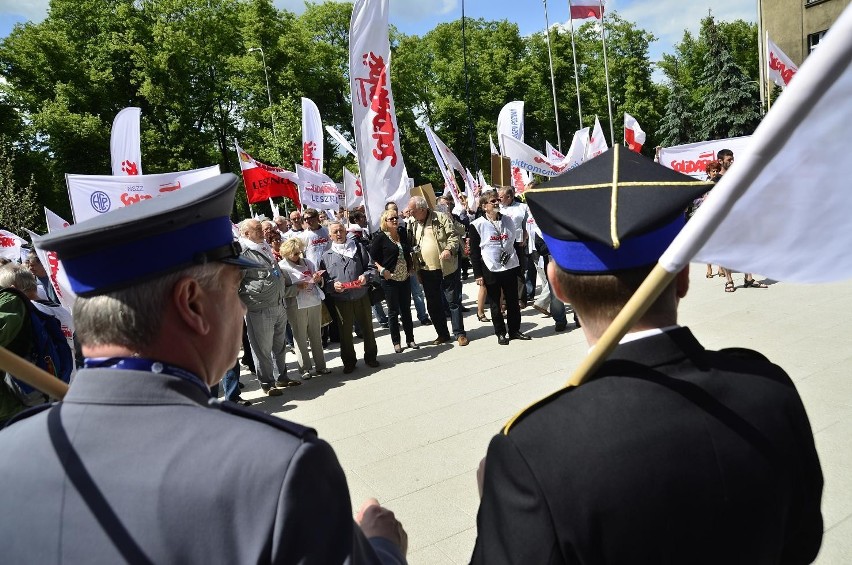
[808,30,827,54]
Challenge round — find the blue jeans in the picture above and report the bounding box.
[409,274,428,321]
[221,363,241,401]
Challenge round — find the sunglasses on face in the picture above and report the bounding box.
[488,199,499,204]
[387,216,399,221]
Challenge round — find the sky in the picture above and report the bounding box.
[0,0,756,72]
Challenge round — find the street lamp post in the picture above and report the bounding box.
[248,47,278,144]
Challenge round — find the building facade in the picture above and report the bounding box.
[760,0,851,65]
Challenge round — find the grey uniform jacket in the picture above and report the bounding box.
[0,368,405,564]
[472,327,823,565]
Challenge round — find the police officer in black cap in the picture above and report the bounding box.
[471,146,822,564]
[0,174,407,564]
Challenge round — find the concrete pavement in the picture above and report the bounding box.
[242,267,852,564]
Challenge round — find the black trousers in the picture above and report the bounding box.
[381,278,414,345]
[485,267,521,337]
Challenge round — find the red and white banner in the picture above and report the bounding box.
[662,5,852,283]
[565,127,590,168]
[110,107,142,176]
[343,168,364,209]
[624,112,646,153]
[325,125,358,158]
[497,101,531,192]
[302,97,324,173]
[235,142,300,206]
[767,34,798,89]
[546,141,564,161]
[569,0,605,20]
[67,165,220,223]
[424,127,461,206]
[0,229,24,261]
[501,134,576,178]
[658,136,752,179]
[296,165,341,212]
[34,210,77,310]
[349,0,406,232]
[588,116,609,159]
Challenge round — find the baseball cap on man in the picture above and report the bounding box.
[33,173,259,296]
[527,145,711,274]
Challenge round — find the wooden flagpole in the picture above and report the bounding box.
[0,346,69,400]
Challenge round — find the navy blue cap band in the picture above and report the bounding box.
[544,215,685,273]
[63,216,235,295]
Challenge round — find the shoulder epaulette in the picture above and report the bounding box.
[208,398,316,439]
[716,347,770,363]
[502,384,577,435]
[2,401,56,430]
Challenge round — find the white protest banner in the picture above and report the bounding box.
[40,208,77,310]
[302,97,324,173]
[424,126,461,206]
[588,116,608,158]
[297,165,341,212]
[343,168,364,209]
[546,141,564,161]
[110,107,142,176]
[497,100,531,192]
[325,126,358,158]
[501,134,574,177]
[565,127,590,169]
[66,165,220,223]
[659,136,752,179]
[767,34,799,89]
[350,0,406,232]
[0,230,24,261]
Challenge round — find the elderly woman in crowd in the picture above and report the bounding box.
[469,190,532,345]
[320,222,380,374]
[370,209,418,353]
[278,237,330,379]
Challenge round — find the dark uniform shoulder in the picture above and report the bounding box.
[714,347,771,363]
[208,398,316,439]
[502,385,578,435]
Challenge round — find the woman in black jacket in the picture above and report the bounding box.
[370,209,419,353]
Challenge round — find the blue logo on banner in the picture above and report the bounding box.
[90,191,111,213]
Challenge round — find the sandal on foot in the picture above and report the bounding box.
[477,313,490,322]
[394,344,403,354]
[724,281,736,293]
[744,278,768,288]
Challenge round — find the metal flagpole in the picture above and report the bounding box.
[567,1,584,129]
[543,0,563,152]
[598,0,615,145]
[757,1,767,114]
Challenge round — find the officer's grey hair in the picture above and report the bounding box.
[0,264,38,294]
[410,196,429,211]
[73,263,227,349]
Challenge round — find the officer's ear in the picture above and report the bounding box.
[547,261,571,304]
[171,276,211,336]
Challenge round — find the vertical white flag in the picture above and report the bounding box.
[588,116,609,158]
[110,107,142,176]
[349,0,406,232]
[325,125,358,158]
[766,35,799,89]
[302,98,324,174]
[343,168,364,209]
[497,101,531,192]
[565,127,590,168]
[490,134,499,155]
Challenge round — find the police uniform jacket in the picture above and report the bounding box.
[471,327,823,565]
[0,368,404,564]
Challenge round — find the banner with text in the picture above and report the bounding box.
[297,165,341,211]
[659,136,752,179]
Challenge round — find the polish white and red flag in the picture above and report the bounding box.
[343,168,364,209]
[624,112,646,153]
[569,0,605,20]
[767,35,798,89]
[349,0,407,232]
[588,116,609,158]
[301,97,324,173]
[110,107,142,176]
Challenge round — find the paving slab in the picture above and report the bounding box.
[241,267,852,564]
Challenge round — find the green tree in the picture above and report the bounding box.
[0,142,41,235]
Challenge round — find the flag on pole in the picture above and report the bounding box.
[501,134,575,177]
[235,142,300,207]
[588,116,608,158]
[424,126,462,206]
[660,4,852,283]
[497,100,532,192]
[343,168,364,209]
[490,134,499,155]
[325,125,358,158]
[565,127,590,168]
[546,141,564,161]
[296,165,341,212]
[302,98,324,173]
[624,113,646,153]
[0,230,25,262]
[767,35,799,89]
[569,0,605,20]
[110,107,142,176]
[349,0,406,232]
[34,210,77,310]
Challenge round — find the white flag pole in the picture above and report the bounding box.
[543,0,563,152]
[567,1,584,129]
[598,0,615,145]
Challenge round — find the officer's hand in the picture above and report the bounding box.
[356,498,408,556]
